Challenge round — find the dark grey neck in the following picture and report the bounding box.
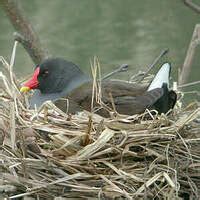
[60,73,89,96]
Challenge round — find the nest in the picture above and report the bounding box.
[0,47,200,199]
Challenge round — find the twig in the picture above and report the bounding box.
[9,41,21,95]
[178,80,200,88]
[0,0,49,64]
[90,58,98,112]
[179,24,200,85]
[83,115,93,146]
[183,0,200,14]
[96,57,102,104]
[101,63,128,80]
[109,92,117,115]
[9,102,15,149]
[131,48,169,82]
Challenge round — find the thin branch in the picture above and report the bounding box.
[178,24,200,85]
[183,0,200,14]
[178,80,200,88]
[130,48,169,83]
[101,64,128,80]
[137,48,169,83]
[0,0,49,64]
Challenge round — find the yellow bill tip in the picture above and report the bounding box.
[20,86,31,93]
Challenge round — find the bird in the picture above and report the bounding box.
[20,58,177,117]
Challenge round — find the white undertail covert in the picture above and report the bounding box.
[147,63,171,91]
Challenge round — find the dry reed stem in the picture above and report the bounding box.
[179,24,200,85]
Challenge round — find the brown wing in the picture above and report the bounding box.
[101,81,148,97]
[68,80,148,102]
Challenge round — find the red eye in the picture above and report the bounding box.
[41,70,49,77]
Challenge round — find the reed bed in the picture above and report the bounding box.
[0,46,200,199]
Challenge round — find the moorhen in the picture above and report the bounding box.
[20,58,177,117]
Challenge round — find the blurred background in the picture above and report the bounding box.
[0,0,199,95]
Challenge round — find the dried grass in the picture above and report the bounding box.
[0,43,200,199]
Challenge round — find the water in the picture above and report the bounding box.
[0,0,199,98]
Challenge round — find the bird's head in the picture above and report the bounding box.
[20,58,87,94]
